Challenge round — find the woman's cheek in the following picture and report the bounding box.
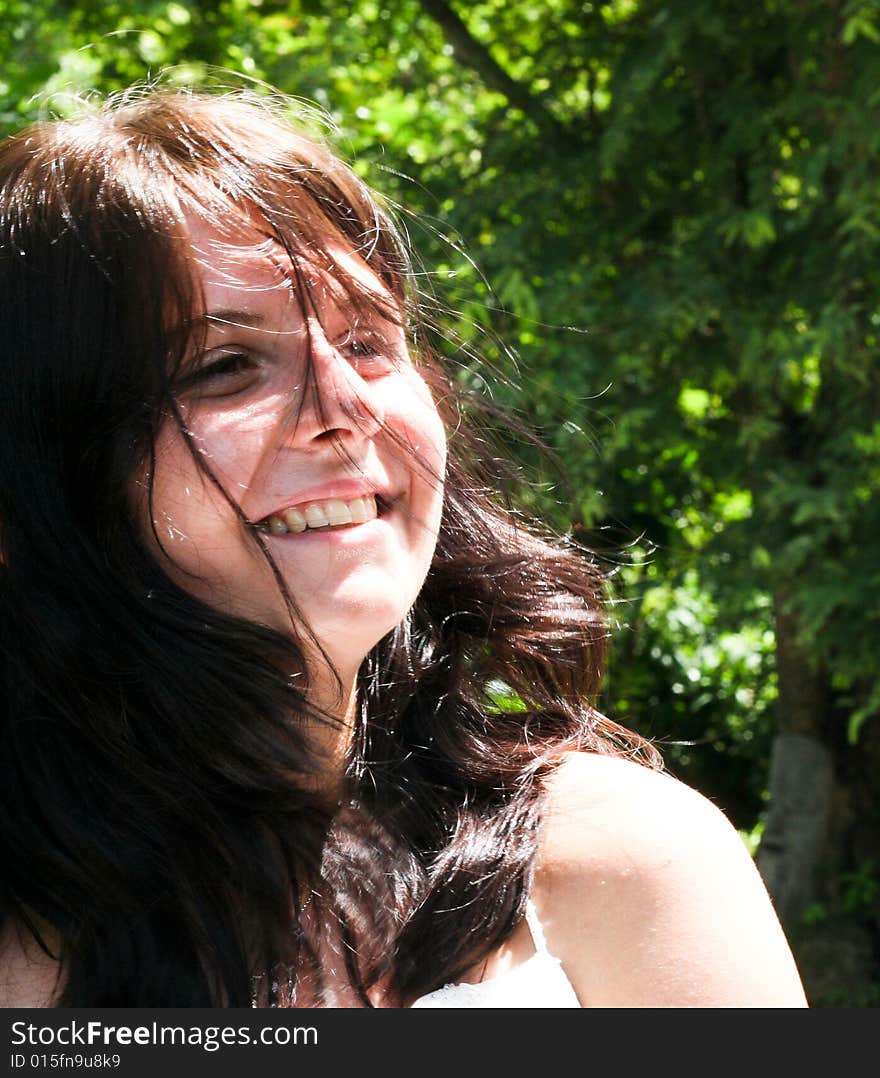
[134,423,240,576]
[397,372,448,468]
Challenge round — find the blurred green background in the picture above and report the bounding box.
[2,0,878,1005]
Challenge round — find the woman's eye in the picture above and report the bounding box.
[336,334,396,374]
[344,338,376,356]
[177,350,260,398]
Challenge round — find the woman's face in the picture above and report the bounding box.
[138,216,446,690]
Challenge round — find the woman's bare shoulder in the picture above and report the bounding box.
[0,919,60,1008]
[539,749,735,857]
[533,751,808,1007]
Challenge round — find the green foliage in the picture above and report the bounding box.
[738,819,764,857]
[2,3,878,984]
[605,564,777,825]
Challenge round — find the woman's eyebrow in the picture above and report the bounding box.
[201,308,268,329]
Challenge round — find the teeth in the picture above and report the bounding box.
[348,497,371,523]
[305,503,329,529]
[262,494,378,534]
[282,507,307,533]
[324,499,353,526]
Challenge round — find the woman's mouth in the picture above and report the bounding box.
[255,494,380,535]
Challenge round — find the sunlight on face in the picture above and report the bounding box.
[138,216,447,695]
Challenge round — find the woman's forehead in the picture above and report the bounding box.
[183,212,396,319]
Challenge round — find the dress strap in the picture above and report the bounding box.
[524,898,548,954]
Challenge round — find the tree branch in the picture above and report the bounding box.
[415,0,567,142]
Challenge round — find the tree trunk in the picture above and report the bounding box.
[756,731,833,925]
[758,590,880,1004]
[756,590,833,925]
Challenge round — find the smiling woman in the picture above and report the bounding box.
[142,216,446,729]
[0,87,807,1008]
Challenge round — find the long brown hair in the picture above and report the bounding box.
[0,87,660,1006]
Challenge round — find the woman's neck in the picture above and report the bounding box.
[301,668,359,803]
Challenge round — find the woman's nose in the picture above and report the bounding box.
[284,321,384,447]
